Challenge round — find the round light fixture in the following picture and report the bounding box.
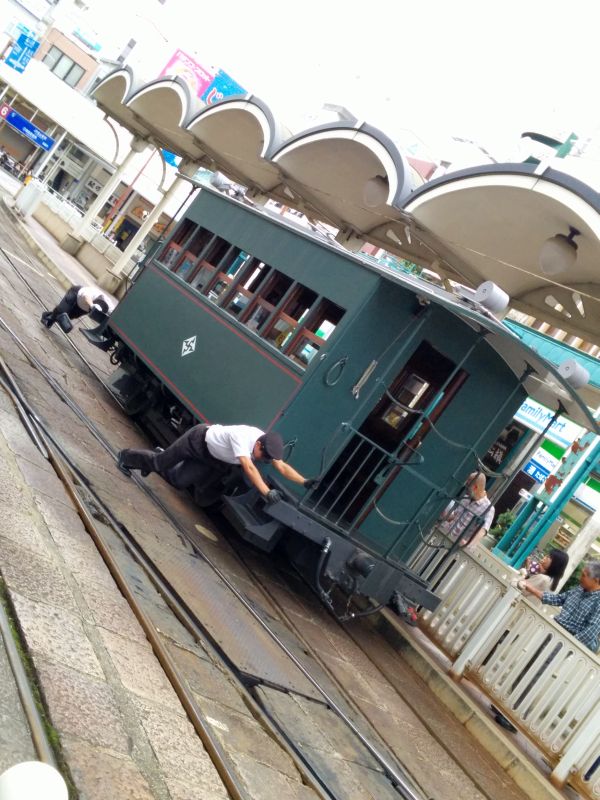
[539,226,580,276]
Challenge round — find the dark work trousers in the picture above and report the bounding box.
[42,286,86,327]
[120,424,231,490]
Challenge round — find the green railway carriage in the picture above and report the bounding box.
[97,187,588,615]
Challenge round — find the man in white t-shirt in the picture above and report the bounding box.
[117,423,317,503]
[41,285,110,331]
[439,472,495,549]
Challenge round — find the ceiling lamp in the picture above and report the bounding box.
[539,226,580,276]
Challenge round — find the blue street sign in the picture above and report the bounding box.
[0,104,55,151]
[523,459,551,484]
[161,149,181,167]
[5,33,39,74]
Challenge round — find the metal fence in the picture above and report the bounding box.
[409,534,600,798]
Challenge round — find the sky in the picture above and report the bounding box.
[89,0,600,165]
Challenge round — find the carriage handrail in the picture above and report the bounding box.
[381,388,506,478]
[303,420,490,556]
[337,421,426,466]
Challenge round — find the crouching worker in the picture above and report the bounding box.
[41,285,110,332]
[117,423,319,504]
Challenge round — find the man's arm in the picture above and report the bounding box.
[272,459,307,485]
[238,456,270,496]
[522,585,567,603]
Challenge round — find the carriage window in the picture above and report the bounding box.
[202,236,232,267]
[381,375,429,429]
[174,228,216,279]
[222,257,261,316]
[239,270,293,333]
[286,299,345,367]
[159,227,347,369]
[262,284,317,350]
[187,234,236,294]
[159,221,203,269]
[200,252,262,306]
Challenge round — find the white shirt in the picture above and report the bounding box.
[205,424,264,464]
[76,286,101,311]
[439,495,495,540]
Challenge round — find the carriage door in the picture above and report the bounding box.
[313,341,466,531]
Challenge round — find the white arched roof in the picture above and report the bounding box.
[92,69,600,348]
[92,69,417,234]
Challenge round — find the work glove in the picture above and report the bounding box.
[303,478,319,490]
[265,489,283,504]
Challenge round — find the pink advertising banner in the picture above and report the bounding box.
[160,50,215,99]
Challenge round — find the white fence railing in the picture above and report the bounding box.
[409,533,600,798]
[38,187,85,226]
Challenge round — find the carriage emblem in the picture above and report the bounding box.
[181,335,197,357]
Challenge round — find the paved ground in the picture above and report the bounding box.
[0,192,575,800]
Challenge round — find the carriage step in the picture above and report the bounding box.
[221,494,284,552]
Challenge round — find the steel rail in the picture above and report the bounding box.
[0,589,57,767]
[0,357,336,800]
[0,239,126,410]
[0,308,426,799]
[41,436,250,800]
[0,378,56,768]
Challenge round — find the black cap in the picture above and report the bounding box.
[258,432,284,462]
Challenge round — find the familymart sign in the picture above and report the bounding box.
[514,398,585,449]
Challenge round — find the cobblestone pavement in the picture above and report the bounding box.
[0,207,555,800]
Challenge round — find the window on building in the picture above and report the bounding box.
[43,46,85,87]
[70,146,88,165]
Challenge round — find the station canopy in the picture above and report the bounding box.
[92,68,600,349]
[0,60,130,164]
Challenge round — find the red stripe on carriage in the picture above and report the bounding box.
[152,266,303,384]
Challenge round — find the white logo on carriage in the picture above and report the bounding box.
[181,335,197,357]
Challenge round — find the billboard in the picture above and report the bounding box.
[201,69,246,105]
[160,50,215,99]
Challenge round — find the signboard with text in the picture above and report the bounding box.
[522,444,561,484]
[514,398,584,449]
[0,103,55,151]
[523,459,550,483]
[5,33,39,73]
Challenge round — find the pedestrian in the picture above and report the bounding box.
[521,560,600,652]
[117,424,318,504]
[439,471,495,550]
[41,285,110,332]
[494,561,600,731]
[515,548,569,599]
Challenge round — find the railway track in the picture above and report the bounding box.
[0,225,427,799]
[0,212,531,800]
